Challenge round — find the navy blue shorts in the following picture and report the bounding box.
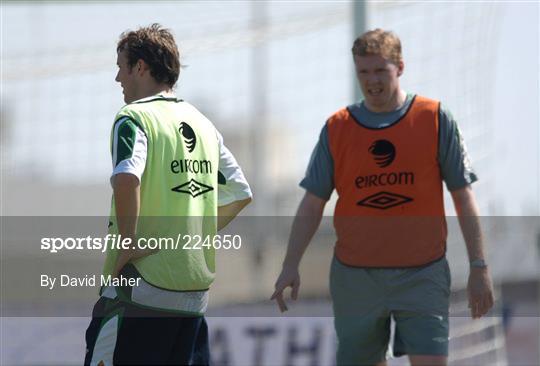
[84,296,209,365]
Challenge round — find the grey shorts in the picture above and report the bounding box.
[330,255,451,365]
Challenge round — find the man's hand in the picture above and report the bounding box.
[467,267,494,318]
[112,246,159,278]
[271,266,300,312]
[270,192,326,313]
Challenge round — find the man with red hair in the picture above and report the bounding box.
[272,29,494,366]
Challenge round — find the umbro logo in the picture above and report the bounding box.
[171,179,214,197]
[369,139,395,168]
[179,122,196,153]
[357,191,413,210]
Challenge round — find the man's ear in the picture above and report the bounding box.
[136,59,149,75]
[397,60,404,77]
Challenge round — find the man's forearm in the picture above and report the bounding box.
[282,193,326,268]
[451,186,486,261]
[217,197,252,231]
[112,173,141,275]
[452,185,495,318]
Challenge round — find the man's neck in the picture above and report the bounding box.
[137,85,174,101]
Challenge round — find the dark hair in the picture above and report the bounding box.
[117,23,180,87]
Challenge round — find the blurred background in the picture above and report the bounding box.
[1,1,539,365]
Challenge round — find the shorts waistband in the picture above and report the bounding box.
[101,265,208,314]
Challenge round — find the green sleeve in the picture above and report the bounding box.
[299,123,335,200]
[438,105,478,191]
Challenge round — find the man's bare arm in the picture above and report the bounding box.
[218,197,252,231]
[451,185,494,318]
[112,173,155,276]
[271,191,327,312]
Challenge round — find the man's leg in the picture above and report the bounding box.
[114,303,202,365]
[84,297,122,366]
[113,314,180,365]
[330,257,392,365]
[390,258,451,365]
[334,314,391,365]
[169,316,209,365]
[409,354,447,366]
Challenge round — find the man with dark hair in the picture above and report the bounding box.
[272,29,494,366]
[84,24,252,365]
[116,23,181,92]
